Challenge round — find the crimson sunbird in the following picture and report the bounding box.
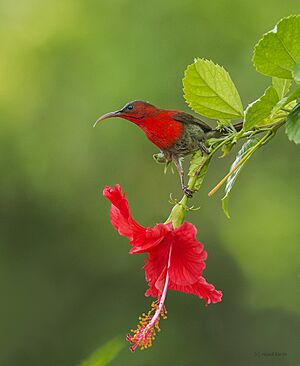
[94,101,242,197]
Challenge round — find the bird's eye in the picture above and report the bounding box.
[126,104,133,111]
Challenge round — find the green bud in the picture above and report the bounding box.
[166,196,188,228]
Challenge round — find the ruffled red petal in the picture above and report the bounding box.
[169,222,207,286]
[103,185,171,253]
[129,224,171,254]
[103,185,144,240]
[169,277,223,305]
[143,223,210,298]
[144,238,170,296]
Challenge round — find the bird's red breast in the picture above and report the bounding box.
[134,110,184,150]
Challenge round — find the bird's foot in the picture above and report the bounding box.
[183,186,194,198]
[153,152,167,164]
[199,141,209,155]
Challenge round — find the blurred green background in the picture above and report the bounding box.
[0,1,299,365]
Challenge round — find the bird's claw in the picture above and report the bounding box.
[183,186,194,198]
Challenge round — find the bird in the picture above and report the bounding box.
[94,100,242,197]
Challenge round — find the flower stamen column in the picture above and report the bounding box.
[127,245,172,352]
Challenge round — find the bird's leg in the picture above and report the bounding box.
[199,139,209,154]
[172,155,193,198]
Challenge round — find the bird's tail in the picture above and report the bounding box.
[233,121,243,131]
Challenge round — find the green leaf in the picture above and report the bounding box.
[271,85,300,116]
[188,151,210,191]
[283,85,300,105]
[244,86,279,130]
[285,103,300,144]
[253,15,300,79]
[272,77,291,98]
[79,338,124,366]
[183,58,243,119]
[293,63,300,83]
[222,139,259,218]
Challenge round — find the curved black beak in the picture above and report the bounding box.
[93,110,122,128]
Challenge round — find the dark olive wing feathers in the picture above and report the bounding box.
[172,112,212,132]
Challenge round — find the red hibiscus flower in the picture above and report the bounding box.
[103,184,222,352]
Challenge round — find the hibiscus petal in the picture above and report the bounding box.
[103,185,144,240]
[103,185,170,252]
[143,236,171,297]
[169,277,223,305]
[143,222,215,298]
[168,222,207,286]
[130,224,170,254]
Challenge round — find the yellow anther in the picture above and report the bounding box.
[127,302,169,352]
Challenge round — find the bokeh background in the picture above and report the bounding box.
[0,1,299,365]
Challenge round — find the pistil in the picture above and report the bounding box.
[126,245,172,352]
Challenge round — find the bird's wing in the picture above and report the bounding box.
[172,111,212,132]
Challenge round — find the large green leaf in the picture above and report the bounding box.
[244,86,279,130]
[79,338,124,366]
[183,58,243,119]
[222,139,259,218]
[253,15,300,80]
[285,103,300,144]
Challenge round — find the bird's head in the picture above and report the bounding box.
[94,101,158,127]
